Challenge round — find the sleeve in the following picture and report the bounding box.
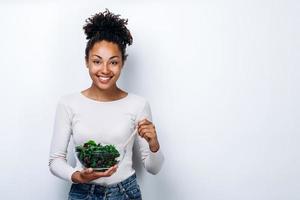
[48,99,79,183]
[134,100,165,175]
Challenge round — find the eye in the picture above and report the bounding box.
[111,61,118,65]
[93,60,101,65]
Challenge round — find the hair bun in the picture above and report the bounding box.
[83,9,132,46]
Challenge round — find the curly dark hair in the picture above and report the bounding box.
[83,9,133,62]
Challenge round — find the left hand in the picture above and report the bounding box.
[136,118,160,152]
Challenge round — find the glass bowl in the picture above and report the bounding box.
[75,140,125,172]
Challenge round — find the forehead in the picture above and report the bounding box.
[90,40,121,57]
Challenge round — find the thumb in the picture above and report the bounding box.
[136,118,147,127]
[82,168,93,174]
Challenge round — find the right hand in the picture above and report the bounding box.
[71,165,117,184]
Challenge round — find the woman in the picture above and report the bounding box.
[48,9,164,200]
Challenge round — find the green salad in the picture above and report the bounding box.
[75,140,120,170]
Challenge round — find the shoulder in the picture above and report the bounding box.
[129,93,153,120]
[128,93,152,116]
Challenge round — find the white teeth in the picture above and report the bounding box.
[98,76,111,81]
[100,77,110,80]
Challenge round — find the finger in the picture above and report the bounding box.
[138,118,151,126]
[140,130,151,139]
[96,165,117,177]
[138,128,147,137]
[139,128,154,137]
[138,126,145,134]
[107,166,117,175]
[138,122,155,132]
[138,124,153,130]
[107,165,117,173]
[139,127,155,137]
[82,168,93,175]
[138,124,153,131]
[144,131,153,140]
[140,132,153,142]
[144,135,151,142]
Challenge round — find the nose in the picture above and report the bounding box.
[101,63,110,74]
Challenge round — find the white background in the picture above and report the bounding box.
[0,0,299,199]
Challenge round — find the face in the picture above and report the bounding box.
[86,40,123,91]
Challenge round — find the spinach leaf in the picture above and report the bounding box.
[76,140,120,170]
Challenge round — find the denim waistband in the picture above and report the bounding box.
[80,173,137,189]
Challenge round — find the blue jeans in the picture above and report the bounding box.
[68,173,142,200]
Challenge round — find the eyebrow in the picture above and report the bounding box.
[92,55,120,59]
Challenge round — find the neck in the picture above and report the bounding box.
[87,83,123,101]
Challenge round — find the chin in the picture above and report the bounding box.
[93,81,114,90]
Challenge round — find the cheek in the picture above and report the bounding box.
[88,66,98,75]
[88,69,98,81]
[113,69,121,75]
[113,66,123,75]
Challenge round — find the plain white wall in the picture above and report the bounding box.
[0,0,299,199]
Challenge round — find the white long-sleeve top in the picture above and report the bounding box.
[48,92,164,185]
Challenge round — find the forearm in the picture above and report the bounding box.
[149,137,160,153]
[49,157,79,183]
[144,149,165,175]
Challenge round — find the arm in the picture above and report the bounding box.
[48,98,118,184]
[134,100,165,175]
[48,99,79,183]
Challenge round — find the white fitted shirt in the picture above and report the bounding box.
[48,92,164,185]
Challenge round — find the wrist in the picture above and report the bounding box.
[149,139,160,153]
[71,171,82,183]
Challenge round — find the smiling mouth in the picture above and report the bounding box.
[97,76,113,84]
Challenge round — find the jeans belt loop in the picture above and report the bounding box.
[118,183,126,193]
